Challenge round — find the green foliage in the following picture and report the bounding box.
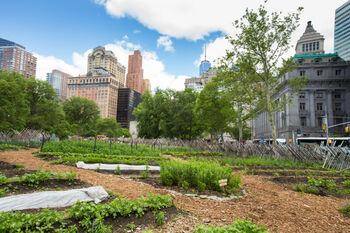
[195,81,232,140]
[343,180,350,188]
[293,177,337,195]
[0,71,29,132]
[160,160,241,193]
[0,140,40,148]
[96,118,122,138]
[156,211,165,226]
[226,1,306,143]
[0,209,64,233]
[134,89,202,139]
[0,194,173,232]
[340,202,350,217]
[194,219,268,233]
[41,140,161,157]
[0,144,26,152]
[114,165,121,175]
[220,156,322,169]
[141,165,150,179]
[63,96,100,136]
[121,128,131,138]
[164,151,224,158]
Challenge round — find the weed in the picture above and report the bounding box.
[156,211,165,226]
[126,222,136,230]
[114,165,121,175]
[141,165,150,179]
[340,201,350,217]
[273,172,280,177]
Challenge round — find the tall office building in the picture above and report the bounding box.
[335,0,350,61]
[0,38,37,78]
[116,88,141,129]
[126,50,143,93]
[87,46,126,87]
[141,79,151,93]
[46,69,72,101]
[67,69,120,119]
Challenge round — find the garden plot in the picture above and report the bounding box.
[0,161,90,198]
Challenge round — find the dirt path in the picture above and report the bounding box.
[1,150,349,233]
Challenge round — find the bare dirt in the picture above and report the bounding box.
[1,149,350,233]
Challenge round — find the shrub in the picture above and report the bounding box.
[160,160,241,193]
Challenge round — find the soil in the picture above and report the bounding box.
[1,150,350,233]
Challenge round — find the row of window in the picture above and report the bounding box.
[299,102,343,111]
[299,69,343,77]
[299,92,342,99]
[302,41,320,52]
[300,116,345,127]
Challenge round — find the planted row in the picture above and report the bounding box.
[53,156,165,166]
[194,220,268,233]
[0,170,77,186]
[42,140,161,157]
[160,160,241,193]
[0,194,173,233]
[163,151,224,158]
[0,144,26,152]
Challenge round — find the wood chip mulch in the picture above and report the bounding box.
[1,150,349,233]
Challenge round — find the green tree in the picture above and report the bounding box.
[195,81,232,140]
[227,1,307,144]
[25,77,63,133]
[96,118,121,138]
[121,128,131,138]
[0,71,28,131]
[63,96,100,136]
[216,56,259,142]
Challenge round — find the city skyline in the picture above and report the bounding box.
[0,0,347,91]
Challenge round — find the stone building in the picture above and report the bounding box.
[67,68,122,119]
[184,67,217,92]
[87,46,126,87]
[253,22,350,141]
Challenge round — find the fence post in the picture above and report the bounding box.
[40,134,45,152]
[93,136,97,153]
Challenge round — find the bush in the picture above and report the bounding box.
[160,160,241,193]
[194,219,268,233]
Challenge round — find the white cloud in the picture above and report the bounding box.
[34,40,186,90]
[123,35,129,40]
[133,29,141,34]
[98,0,343,55]
[195,37,230,68]
[157,36,175,52]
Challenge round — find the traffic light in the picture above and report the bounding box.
[346,126,350,133]
[322,124,326,131]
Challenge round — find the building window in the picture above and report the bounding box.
[317,70,323,76]
[300,103,306,110]
[335,103,342,111]
[316,103,323,111]
[306,44,308,52]
[316,92,323,98]
[300,70,305,76]
[313,42,316,51]
[334,93,341,99]
[335,70,342,76]
[317,41,320,50]
[299,92,305,98]
[302,44,305,52]
[300,117,307,127]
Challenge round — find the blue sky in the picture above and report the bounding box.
[1,0,346,90]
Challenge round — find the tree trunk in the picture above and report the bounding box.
[266,87,277,145]
[238,103,243,143]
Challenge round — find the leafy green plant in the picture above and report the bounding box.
[193,219,268,233]
[160,160,241,193]
[141,165,150,179]
[15,164,25,171]
[343,180,350,188]
[114,165,121,175]
[91,217,112,233]
[156,211,165,226]
[65,171,77,181]
[0,173,8,185]
[126,222,136,230]
[340,201,350,217]
[293,177,337,195]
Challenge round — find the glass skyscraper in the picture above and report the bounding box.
[199,60,211,76]
[335,0,350,61]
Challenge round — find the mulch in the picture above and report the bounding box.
[1,149,350,233]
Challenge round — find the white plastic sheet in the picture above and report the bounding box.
[0,186,109,212]
[76,161,160,171]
